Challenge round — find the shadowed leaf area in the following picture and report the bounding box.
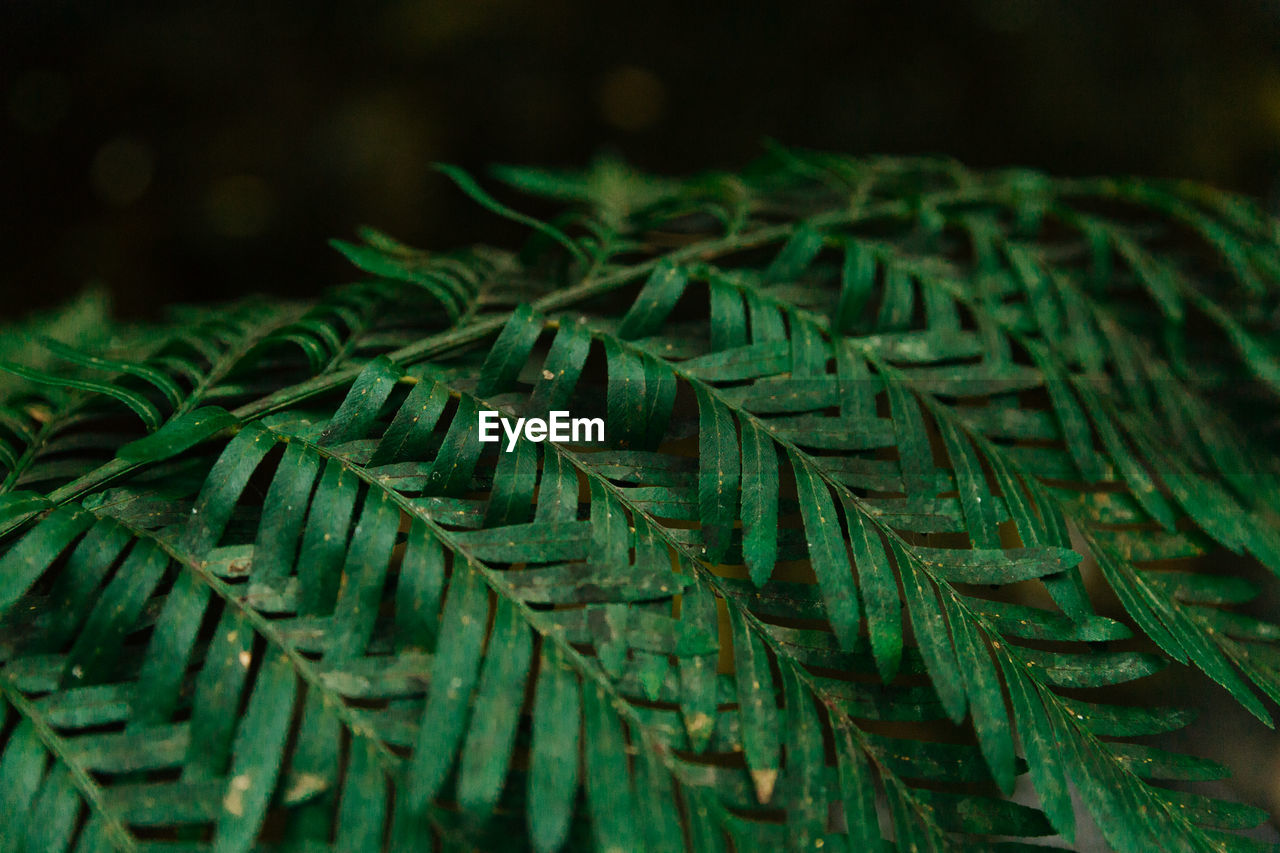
[2,147,1280,851]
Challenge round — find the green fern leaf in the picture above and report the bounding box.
[2,149,1279,852]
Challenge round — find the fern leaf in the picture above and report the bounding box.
[2,150,1279,852]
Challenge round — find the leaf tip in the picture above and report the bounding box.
[750,768,779,804]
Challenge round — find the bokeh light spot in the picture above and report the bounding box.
[206,174,276,238]
[597,65,665,132]
[89,136,153,207]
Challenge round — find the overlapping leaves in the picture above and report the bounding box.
[0,149,1278,852]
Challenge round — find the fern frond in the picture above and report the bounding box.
[1,149,1278,852]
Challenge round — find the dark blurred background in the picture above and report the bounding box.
[5,0,1280,321]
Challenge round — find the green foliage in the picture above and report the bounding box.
[1,147,1280,851]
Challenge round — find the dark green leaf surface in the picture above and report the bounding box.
[0,149,1278,853]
